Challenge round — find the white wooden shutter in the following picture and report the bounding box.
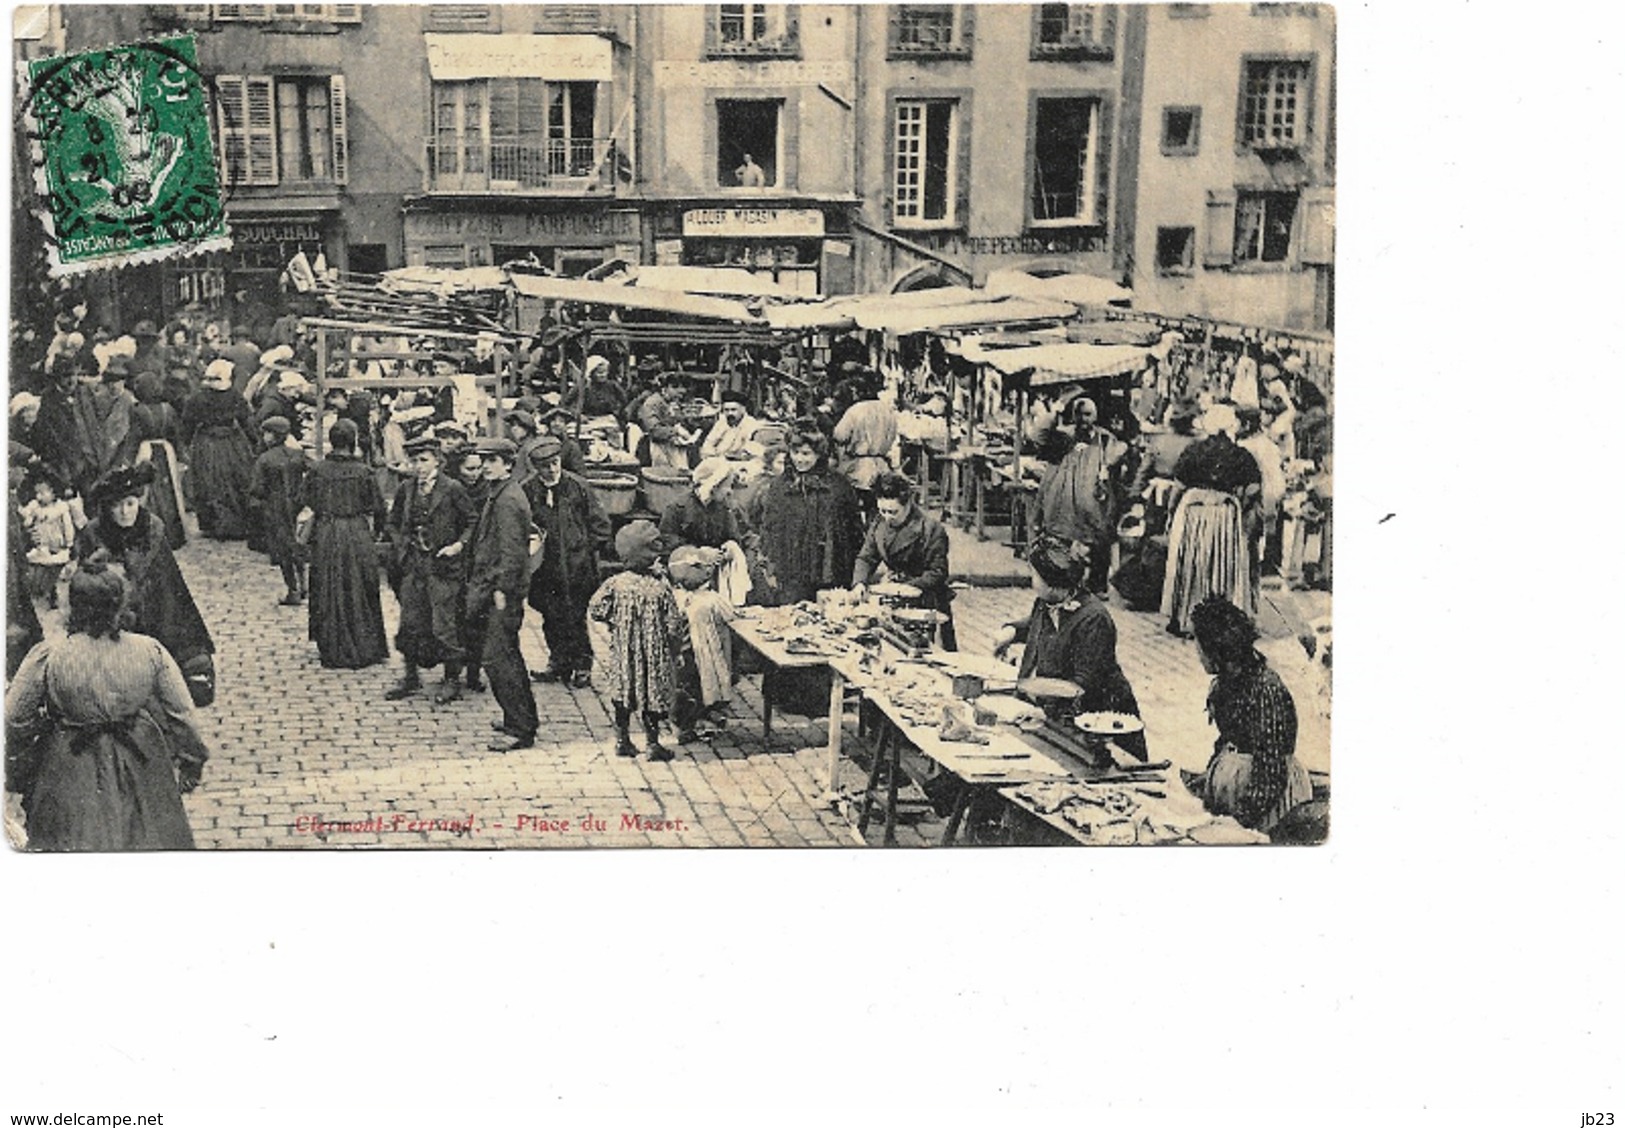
[245,75,279,185]
[329,74,349,184]
[175,4,211,20]
[215,75,248,185]
[1203,188,1236,268]
[1299,185,1334,265]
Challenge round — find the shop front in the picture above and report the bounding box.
[403,205,642,276]
[648,203,854,297]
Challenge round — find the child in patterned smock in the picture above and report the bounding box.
[589,520,688,762]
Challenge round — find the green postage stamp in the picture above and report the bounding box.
[22,34,230,276]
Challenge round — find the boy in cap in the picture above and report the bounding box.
[385,434,476,703]
[247,415,310,606]
[466,437,538,750]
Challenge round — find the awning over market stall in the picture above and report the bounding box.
[509,272,764,323]
[380,265,512,295]
[763,300,858,332]
[630,265,807,301]
[984,268,1132,307]
[851,295,1077,335]
[956,340,1152,386]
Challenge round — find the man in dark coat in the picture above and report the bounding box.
[450,443,491,690]
[852,472,957,650]
[385,435,476,704]
[246,416,311,606]
[523,435,610,689]
[30,368,104,498]
[466,437,537,750]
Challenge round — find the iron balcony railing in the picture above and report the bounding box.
[424,136,619,193]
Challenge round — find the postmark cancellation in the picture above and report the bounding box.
[22,34,231,277]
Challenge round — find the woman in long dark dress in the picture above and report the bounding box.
[5,556,208,851]
[179,358,257,539]
[113,372,189,549]
[302,419,389,669]
[1183,595,1312,834]
[75,464,217,706]
[993,534,1148,761]
[748,427,863,606]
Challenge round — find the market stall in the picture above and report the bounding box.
[727,598,1268,847]
[945,338,1156,549]
[301,316,526,459]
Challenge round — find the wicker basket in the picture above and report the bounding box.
[582,471,640,516]
[640,467,692,517]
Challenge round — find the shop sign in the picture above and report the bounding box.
[683,208,825,238]
[233,221,322,245]
[407,210,639,244]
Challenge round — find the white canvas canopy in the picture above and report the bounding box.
[509,272,764,323]
[958,340,1152,386]
[984,268,1132,307]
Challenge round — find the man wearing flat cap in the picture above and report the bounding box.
[248,415,311,606]
[504,399,544,481]
[523,434,610,689]
[466,437,537,750]
[537,405,587,475]
[385,434,476,703]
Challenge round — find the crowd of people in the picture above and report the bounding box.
[5,285,1325,848]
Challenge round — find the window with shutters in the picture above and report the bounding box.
[888,5,972,59]
[1030,97,1102,226]
[1239,58,1311,149]
[716,100,782,188]
[217,3,359,21]
[1234,190,1297,263]
[1031,5,1114,61]
[430,79,604,190]
[893,99,957,227]
[215,74,349,187]
[426,4,499,32]
[536,6,606,33]
[709,4,799,57]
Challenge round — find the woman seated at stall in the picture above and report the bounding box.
[992,533,1147,761]
[1182,595,1314,835]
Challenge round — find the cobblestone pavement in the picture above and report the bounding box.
[83,531,1329,850]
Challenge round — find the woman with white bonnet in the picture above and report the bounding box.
[242,344,296,408]
[179,357,258,539]
[1161,402,1262,637]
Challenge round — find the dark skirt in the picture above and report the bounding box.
[307,514,388,669]
[189,429,255,539]
[143,444,188,550]
[22,720,195,851]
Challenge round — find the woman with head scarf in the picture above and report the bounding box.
[991,534,1147,761]
[300,419,389,670]
[748,426,864,606]
[74,464,216,706]
[5,554,210,850]
[1182,596,1313,834]
[179,358,258,539]
[659,456,742,554]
